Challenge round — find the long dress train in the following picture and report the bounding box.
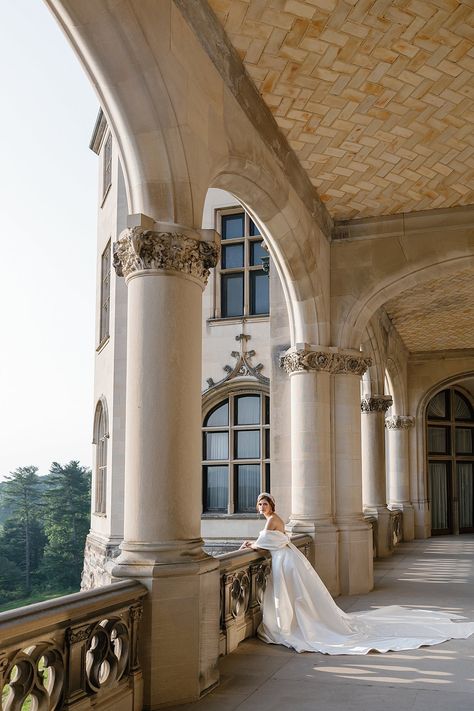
[255,529,474,655]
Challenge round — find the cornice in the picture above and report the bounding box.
[89,108,108,155]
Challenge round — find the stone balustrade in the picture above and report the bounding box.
[0,580,147,711]
[218,534,312,655]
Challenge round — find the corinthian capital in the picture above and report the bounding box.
[280,348,372,376]
[361,395,393,413]
[113,227,219,285]
[385,415,415,430]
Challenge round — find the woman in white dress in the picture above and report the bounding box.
[240,492,474,655]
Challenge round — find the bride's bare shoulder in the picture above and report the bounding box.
[265,513,285,533]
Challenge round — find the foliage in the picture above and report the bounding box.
[0,461,91,607]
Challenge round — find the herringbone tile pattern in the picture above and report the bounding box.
[209,0,474,219]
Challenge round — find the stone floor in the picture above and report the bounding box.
[169,535,474,711]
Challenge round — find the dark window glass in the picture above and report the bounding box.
[265,396,270,425]
[265,428,270,458]
[222,243,244,269]
[205,432,228,460]
[428,426,449,454]
[235,430,260,459]
[456,428,473,454]
[204,466,228,511]
[221,273,244,317]
[222,213,244,239]
[250,241,267,266]
[235,395,260,425]
[235,464,260,512]
[427,391,448,419]
[249,219,260,236]
[205,401,229,427]
[265,462,270,492]
[454,392,473,420]
[250,270,269,314]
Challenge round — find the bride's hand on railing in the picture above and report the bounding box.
[239,540,254,550]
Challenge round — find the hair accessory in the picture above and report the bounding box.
[257,492,275,505]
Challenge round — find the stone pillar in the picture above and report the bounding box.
[111,225,220,710]
[280,348,339,595]
[361,395,393,558]
[333,352,374,595]
[385,415,415,541]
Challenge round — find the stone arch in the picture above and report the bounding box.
[385,358,406,414]
[336,254,474,350]
[92,395,109,444]
[209,160,329,346]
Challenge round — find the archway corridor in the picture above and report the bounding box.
[168,535,474,711]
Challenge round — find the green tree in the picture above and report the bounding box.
[1,466,44,594]
[40,461,91,590]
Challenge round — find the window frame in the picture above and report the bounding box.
[93,398,109,516]
[98,239,111,348]
[102,132,112,201]
[202,388,270,515]
[214,207,269,320]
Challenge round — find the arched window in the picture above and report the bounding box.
[202,392,270,513]
[427,387,474,534]
[93,398,109,515]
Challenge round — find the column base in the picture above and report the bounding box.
[112,548,220,710]
[337,520,373,595]
[81,533,122,590]
[286,519,340,596]
[389,502,415,541]
[364,506,392,558]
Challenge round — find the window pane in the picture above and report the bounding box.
[222,243,244,268]
[250,241,267,266]
[222,213,244,239]
[428,426,449,454]
[427,391,447,419]
[236,464,260,512]
[265,428,270,458]
[265,396,270,425]
[205,401,228,427]
[235,430,260,459]
[454,391,473,420]
[205,432,228,460]
[221,273,243,317]
[250,270,269,314]
[458,462,474,530]
[455,428,473,454]
[235,395,260,424]
[430,462,449,531]
[249,219,260,236]
[204,466,228,511]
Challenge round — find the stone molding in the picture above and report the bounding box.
[361,395,393,413]
[385,415,415,430]
[206,333,269,390]
[280,348,372,376]
[113,226,219,284]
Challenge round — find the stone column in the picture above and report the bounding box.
[385,415,415,541]
[112,225,220,709]
[333,352,374,595]
[280,348,339,595]
[361,395,393,557]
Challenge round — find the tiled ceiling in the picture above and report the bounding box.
[208,0,474,220]
[383,268,474,351]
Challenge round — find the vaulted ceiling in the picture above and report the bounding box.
[208,0,474,221]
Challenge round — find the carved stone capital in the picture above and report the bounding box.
[113,227,219,285]
[385,415,415,430]
[361,395,393,413]
[280,349,372,376]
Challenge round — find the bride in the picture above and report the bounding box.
[239,492,474,655]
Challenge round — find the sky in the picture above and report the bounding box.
[0,1,99,478]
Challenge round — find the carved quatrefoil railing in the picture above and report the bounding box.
[218,534,312,655]
[0,580,146,711]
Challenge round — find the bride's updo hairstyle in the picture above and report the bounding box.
[256,492,275,512]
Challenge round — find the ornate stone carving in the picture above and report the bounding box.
[67,624,93,645]
[280,349,372,376]
[230,571,250,618]
[206,334,269,390]
[361,395,393,413]
[81,535,121,591]
[129,604,143,621]
[385,415,415,430]
[113,226,219,284]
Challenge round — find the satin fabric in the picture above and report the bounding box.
[255,529,474,655]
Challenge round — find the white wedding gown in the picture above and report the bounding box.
[255,529,474,655]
